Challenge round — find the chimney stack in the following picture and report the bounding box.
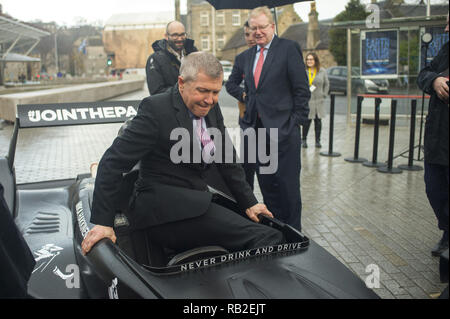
[307,1,319,50]
[175,0,181,21]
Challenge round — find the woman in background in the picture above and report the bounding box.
[302,52,329,148]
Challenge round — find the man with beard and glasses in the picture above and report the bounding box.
[145,21,198,95]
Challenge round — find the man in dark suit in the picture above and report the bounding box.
[82,52,285,256]
[239,7,310,231]
[417,15,449,257]
[226,20,257,189]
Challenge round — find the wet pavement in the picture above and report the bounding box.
[0,83,447,299]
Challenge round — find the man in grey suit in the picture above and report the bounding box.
[82,52,284,256]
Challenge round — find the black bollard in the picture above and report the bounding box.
[345,95,368,163]
[378,100,402,174]
[398,99,423,171]
[320,94,341,157]
[363,97,386,168]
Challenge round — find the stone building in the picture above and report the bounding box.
[186,0,251,60]
[72,37,108,76]
[282,2,336,69]
[220,4,303,62]
[102,12,173,70]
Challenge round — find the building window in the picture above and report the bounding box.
[200,11,209,26]
[201,35,210,51]
[217,35,226,50]
[231,10,240,26]
[216,11,225,25]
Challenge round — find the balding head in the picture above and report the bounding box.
[164,21,187,53]
[166,21,185,35]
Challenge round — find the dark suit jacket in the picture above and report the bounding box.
[240,36,310,141]
[91,85,257,229]
[1,183,36,298]
[226,51,246,103]
[417,41,449,166]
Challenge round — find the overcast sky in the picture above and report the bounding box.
[0,0,445,26]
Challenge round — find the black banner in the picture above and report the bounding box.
[17,100,141,128]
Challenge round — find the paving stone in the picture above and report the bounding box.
[411,277,442,295]
[389,272,417,288]
[404,286,431,299]
[384,254,408,267]
[377,260,403,274]
[395,294,413,299]
[399,265,427,280]
[383,279,408,296]
[373,287,396,299]
[338,251,360,263]
[314,224,330,233]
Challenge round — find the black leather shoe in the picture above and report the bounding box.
[432,238,449,257]
[315,141,322,148]
[302,140,307,148]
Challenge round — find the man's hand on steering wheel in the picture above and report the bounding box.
[246,203,273,223]
[81,225,116,255]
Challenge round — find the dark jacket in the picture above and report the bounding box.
[417,41,449,166]
[91,86,257,229]
[145,39,197,95]
[226,50,246,104]
[0,183,36,298]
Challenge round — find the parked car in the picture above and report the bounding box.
[220,60,233,83]
[326,66,389,95]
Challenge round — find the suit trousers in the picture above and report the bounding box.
[255,118,302,231]
[424,162,449,235]
[147,202,285,254]
[242,133,257,190]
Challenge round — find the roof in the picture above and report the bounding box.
[281,19,333,51]
[0,14,50,44]
[0,52,40,62]
[104,11,174,29]
[375,1,449,19]
[223,18,334,52]
[222,28,246,51]
[190,0,209,6]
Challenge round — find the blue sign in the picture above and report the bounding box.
[421,27,449,69]
[361,30,398,77]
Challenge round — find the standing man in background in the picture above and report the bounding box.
[226,20,257,189]
[417,14,449,257]
[145,21,197,95]
[239,6,310,231]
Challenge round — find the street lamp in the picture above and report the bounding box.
[417,32,433,161]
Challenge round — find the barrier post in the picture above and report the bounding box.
[398,99,423,171]
[320,94,341,157]
[363,97,386,168]
[345,95,367,163]
[378,100,402,174]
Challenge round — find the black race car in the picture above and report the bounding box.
[1,101,379,299]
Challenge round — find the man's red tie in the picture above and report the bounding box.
[254,47,265,89]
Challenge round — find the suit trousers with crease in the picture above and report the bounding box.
[146,202,285,254]
[254,117,302,231]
